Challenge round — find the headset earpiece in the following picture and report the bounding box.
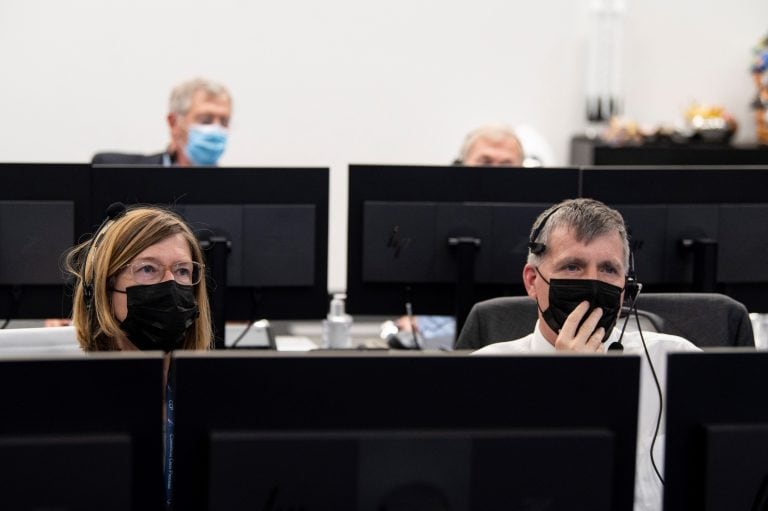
[527,206,562,256]
[527,241,546,255]
[82,202,127,311]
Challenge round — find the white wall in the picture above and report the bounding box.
[1,0,766,292]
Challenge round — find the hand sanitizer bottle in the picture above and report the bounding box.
[322,293,352,349]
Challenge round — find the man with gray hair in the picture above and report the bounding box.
[473,198,699,511]
[457,123,525,167]
[92,77,232,166]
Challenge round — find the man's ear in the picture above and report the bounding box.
[523,263,538,299]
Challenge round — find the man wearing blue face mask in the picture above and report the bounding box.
[472,198,699,511]
[92,77,232,166]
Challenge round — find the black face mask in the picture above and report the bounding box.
[535,268,623,343]
[119,280,199,352]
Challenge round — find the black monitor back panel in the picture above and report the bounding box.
[664,351,768,511]
[0,163,91,318]
[580,166,768,204]
[0,353,165,511]
[90,166,329,320]
[172,352,641,511]
[347,165,580,315]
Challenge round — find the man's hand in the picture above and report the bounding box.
[554,301,604,352]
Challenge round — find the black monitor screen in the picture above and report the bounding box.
[0,163,91,319]
[0,352,165,511]
[0,200,74,285]
[347,165,580,320]
[664,350,768,511]
[171,352,641,511]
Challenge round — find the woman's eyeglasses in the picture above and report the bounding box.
[123,260,203,286]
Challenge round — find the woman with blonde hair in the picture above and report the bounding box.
[66,204,212,352]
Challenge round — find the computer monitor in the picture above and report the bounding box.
[580,165,768,205]
[581,166,768,310]
[0,352,165,510]
[90,166,329,346]
[346,164,580,330]
[663,350,768,511]
[0,163,92,319]
[171,351,641,511]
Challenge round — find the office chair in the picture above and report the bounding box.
[455,293,754,350]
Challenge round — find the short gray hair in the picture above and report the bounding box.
[458,123,523,162]
[526,198,630,272]
[168,77,231,116]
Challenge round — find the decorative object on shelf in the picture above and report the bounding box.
[751,32,768,144]
[600,116,644,145]
[598,103,737,147]
[683,103,737,144]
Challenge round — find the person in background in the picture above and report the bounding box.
[455,123,525,167]
[472,198,700,511]
[92,77,232,167]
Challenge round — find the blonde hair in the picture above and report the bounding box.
[65,205,213,352]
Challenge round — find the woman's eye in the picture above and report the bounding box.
[138,264,158,274]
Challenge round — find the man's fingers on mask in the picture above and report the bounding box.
[560,301,592,338]
[576,306,603,342]
[588,327,605,350]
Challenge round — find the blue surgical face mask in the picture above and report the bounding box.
[184,124,228,166]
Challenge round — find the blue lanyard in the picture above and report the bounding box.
[164,363,175,509]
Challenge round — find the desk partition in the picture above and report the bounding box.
[171,351,640,511]
[664,350,768,511]
[0,352,165,511]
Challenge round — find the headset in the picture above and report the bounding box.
[82,202,127,311]
[527,205,642,305]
